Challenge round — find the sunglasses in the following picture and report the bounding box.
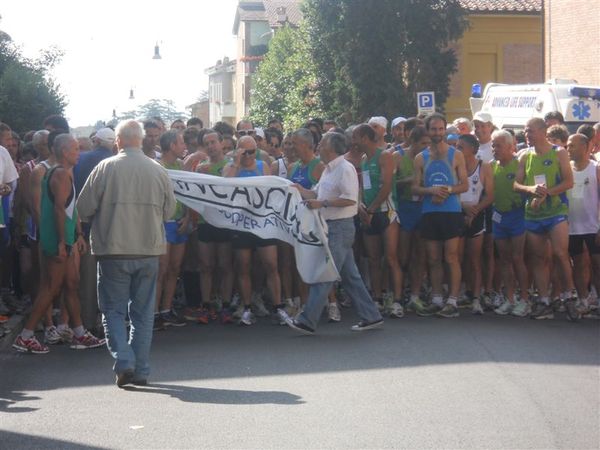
[238,130,255,136]
[242,149,256,156]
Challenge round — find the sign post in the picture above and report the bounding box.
[417,91,436,115]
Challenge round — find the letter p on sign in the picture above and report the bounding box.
[417,92,435,115]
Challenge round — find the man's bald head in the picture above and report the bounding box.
[237,135,257,151]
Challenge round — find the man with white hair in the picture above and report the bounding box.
[391,117,407,147]
[367,116,389,149]
[453,117,473,136]
[77,120,176,387]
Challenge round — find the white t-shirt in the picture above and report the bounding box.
[476,141,493,163]
[0,145,18,184]
[315,155,359,220]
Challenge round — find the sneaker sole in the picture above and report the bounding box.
[287,321,315,335]
[70,342,105,350]
[437,313,459,318]
[531,314,554,320]
[12,343,49,354]
[163,322,187,327]
[494,310,512,316]
[351,320,384,331]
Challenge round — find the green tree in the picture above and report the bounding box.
[129,98,188,122]
[0,32,66,133]
[249,23,323,130]
[303,0,468,124]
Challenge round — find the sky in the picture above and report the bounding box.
[1,0,239,127]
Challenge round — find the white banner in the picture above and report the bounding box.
[166,170,340,284]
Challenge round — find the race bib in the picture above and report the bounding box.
[534,174,547,186]
[362,170,372,190]
[492,211,502,223]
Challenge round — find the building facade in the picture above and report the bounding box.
[544,0,600,85]
[205,57,237,127]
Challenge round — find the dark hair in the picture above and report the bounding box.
[267,118,282,127]
[309,118,324,131]
[43,115,70,131]
[572,133,590,147]
[515,130,526,144]
[22,130,36,142]
[458,134,480,152]
[214,121,236,137]
[143,120,161,131]
[48,129,68,153]
[330,127,346,134]
[171,119,185,127]
[425,113,447,130]
[187,117,203,128]
[160,130,179,152]
[404,117,424,136]
[0,122,11,134]
[265,127,283,145]
[183,127,200,147]
[409,126,429,145]
[544,111,565,124]
[202,129,223,143]
[547,124,569,144]
[324,119,338,127]
[576,124,595,141]
[21,141,37,161]
[222,134,236,149]
[353,123,376,142]
[322,132,348,155]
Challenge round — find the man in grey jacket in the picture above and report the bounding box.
[77,120,176,388]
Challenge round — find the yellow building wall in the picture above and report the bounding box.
[445,14,543,122]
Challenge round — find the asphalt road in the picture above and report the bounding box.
[1,310,598,449]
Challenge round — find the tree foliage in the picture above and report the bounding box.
[249,23,323,130]
[300,0,468,124]
[249,1,467,127]
[0,32,66,133]
[119,98,188,122]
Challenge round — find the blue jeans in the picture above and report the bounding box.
[297,218,382,330]
[97,257,159,378]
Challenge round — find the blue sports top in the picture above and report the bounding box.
[238,160,265,177]
[421,146,461,213]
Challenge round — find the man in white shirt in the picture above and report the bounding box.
[285,132,383,334]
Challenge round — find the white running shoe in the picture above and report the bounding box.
[239,309,254,326]
[327,302,341,322]
[251,294,269,317]
[389,302,404,318]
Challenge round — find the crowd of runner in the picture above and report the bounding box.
[1,109,599,354]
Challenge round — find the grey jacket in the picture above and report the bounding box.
[77,148,176,257]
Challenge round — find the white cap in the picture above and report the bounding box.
[391,117,407,128]
[95,127,116,143]
[254,127,265,139]
[472,111,493,124]
[368,116,388,129]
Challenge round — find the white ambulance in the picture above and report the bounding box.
[469,79,600,133]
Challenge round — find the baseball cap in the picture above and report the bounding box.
[95,127,116,143]
[472,112,493,124]
[368,116,388,129]
[254,127,265,139]
[391,117,407,128]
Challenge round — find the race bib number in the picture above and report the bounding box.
[362,170,372,190]
[492,211,502,223]
[534,174,547,186]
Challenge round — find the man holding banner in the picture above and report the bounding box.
[286,132,384,335]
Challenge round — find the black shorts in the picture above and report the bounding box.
[232,231,277,250]
[420,212,464,241]
[362,211,394,236]
[197,223,232,244]
[462,211,485,239]
[568,234,600,256]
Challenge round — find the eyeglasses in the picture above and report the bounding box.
[242,149,256,156]
[238,130,255,136]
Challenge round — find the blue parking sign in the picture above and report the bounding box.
[417,91,435,114]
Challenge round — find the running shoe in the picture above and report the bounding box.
[70,331,106,350]
[232,304,245,319]
[327,302,341,322]
[251,294,269,317]
[481,292,494,311]
[57,326,74,344]
[471,298,484,315]
[530,302,554,320]
[239,309,254,326]
[13,335,49,354]
[406,297,425,313]
[351,319,384,331]
[286,318,315,335]
[416,302,442,317]
[284,298,297,317]
[153,315,166,331]
[552,297,566,313]
[389,301,404,318]
[220,308,234,324]
[457,295,473,309]
[564,298,581,322]
[511,299,530,317]
[437,304,459,318]
[494,300,514,316]
[276,307,292,325]
[161,310,187,327]
[44,325,62,345]
[492,292,504,309]
[196,308,210,325]
[182,307,203,321]
[0,314,9,324]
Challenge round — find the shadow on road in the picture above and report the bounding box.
[123,382,305,405]
[0,430,108,449]
[0,391,40,413]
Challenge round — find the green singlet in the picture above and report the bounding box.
[162,159,185,221]
[492,158,524,213]
[361,148,392,211]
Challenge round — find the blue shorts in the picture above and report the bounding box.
[525,215,567,235]
[492,208,525,240]
[165,221,188,245]
[397,201,422,232]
